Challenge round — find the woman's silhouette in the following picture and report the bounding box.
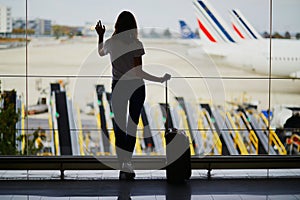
[96,11,170,180]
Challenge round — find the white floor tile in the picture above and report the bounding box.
[41,197,69,200]
[240,195,268,200]
[191,195,213,200]
[212,195,242,200]
[267,195,298,200]
[0,195,14,200]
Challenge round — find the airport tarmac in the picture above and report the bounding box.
[1,36,300,113]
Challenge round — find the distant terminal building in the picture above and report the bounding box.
[13,18,52,36]
[0,4,12,36]
[81,22,96,36]
[81,22,114,37]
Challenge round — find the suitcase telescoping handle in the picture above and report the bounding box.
[165,80,168,132]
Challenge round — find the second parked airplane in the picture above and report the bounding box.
[190,0,300,78]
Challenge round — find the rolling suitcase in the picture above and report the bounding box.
[164,81,191,183]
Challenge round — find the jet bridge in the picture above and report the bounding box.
[199,108,222,155]
[239,108,277,154]
[144,103,165,155]
[223,111,249,155]
[234,111,259,154]
[159,103,175,130]
[140,106,156,153]
[175,97,204,155]
[256,112,287,155]
[201,104,239,155]
[49,83,80,156]
[95,85,112,155]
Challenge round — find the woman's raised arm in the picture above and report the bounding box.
[95,20,106,56]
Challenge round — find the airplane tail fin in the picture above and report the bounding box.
[229,9,262,40]
[193,0,236,43]
[179,20,198,39]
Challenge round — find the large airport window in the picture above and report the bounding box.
[0,0,27,156]
[271,0,300,157]
[0,0,299,160]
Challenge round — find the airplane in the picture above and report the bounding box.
[27,97,48,115]
[191,0,300,78]
[229,9,262,40]
[176,20,201,47]
[179,20,199,39]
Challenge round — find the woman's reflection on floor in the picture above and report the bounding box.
[116,181,191,200]
[166,182,191,200]
[117,181,132,200]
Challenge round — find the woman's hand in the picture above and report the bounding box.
[95,20,106,36]
[161,73,171,83]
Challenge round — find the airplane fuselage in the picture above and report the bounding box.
[202,39,300,77]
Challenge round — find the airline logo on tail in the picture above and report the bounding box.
[193,0,236,43]
[229,9,262,40]
[179,20,198,39]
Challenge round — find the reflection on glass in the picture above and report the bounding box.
[0,0,299,158]
[0,0,27,155]
[271,0,300,156]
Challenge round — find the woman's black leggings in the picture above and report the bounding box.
[111,79,145,162]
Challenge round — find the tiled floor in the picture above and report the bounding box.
[0,194,299,199]
[0,195,299,200]
[1,169,299,180]
[0,169,299,199]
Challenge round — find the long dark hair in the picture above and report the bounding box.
[113,11,138,39]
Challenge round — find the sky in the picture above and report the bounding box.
[1,0,300,34]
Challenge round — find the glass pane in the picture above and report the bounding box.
[3,0,295,161]
[2,0,299,183]
[0,0,26,156]
[188,0,270,156]
[21,0,272,157]
[271,0,300,156]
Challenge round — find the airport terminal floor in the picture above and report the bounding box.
[0,169,300,199]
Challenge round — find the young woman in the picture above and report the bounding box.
[96,11,170,180]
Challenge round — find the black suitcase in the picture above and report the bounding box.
[165,128,191,183]
[164,81,191,183]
